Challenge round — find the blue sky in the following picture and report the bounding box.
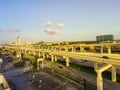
[0,0,120,43]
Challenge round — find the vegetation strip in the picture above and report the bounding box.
[44,66,97,90]
[56,60,120,83]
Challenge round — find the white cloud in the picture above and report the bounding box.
[56,23,64,28]
[0,28,21,32]
[43,21,52,26]
[80,20,88,24]
[44,29,59,35]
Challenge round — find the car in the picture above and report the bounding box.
[58,66,63,69]
[7,59,13,62]
[102,56,109,59]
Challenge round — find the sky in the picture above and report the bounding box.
[0,0,120,43]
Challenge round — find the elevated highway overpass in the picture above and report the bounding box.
[3,43,120,90]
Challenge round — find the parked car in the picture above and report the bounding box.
[58,65,63,69]
[102,56,109,59]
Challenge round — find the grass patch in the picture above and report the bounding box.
[45,67,97,90]
[22,57,31,61]
[14,61,25,67]
[56,60,120,83]
[57,60,96,75]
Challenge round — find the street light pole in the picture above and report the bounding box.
[38,79,42,88]
[32,74,35,90]
[51,62,54,76]
[32,75,35,83]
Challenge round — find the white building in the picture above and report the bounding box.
[16,36,21,45]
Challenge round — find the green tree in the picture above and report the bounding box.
[31,59,37,70]
[13,51,16,56]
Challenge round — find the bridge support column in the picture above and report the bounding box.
[38,52,41,57]
[100,46,103,54]
[66,57,69,67]
[112,65,116,82]
[42,52,45,60]
[63,56,69,67]
[97,71,103,90]
[37,58,43,70]
[46,54,49,58]
[72,46,75,52]
[65,47,68,52]
[51,54,54,62]
[90,46,94,52]
[37,59,40,70]
[55,55,57,62]
[60,47,62,51]
[94,63,112,90]
[108,46,111,54]
[80,46,84,52]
